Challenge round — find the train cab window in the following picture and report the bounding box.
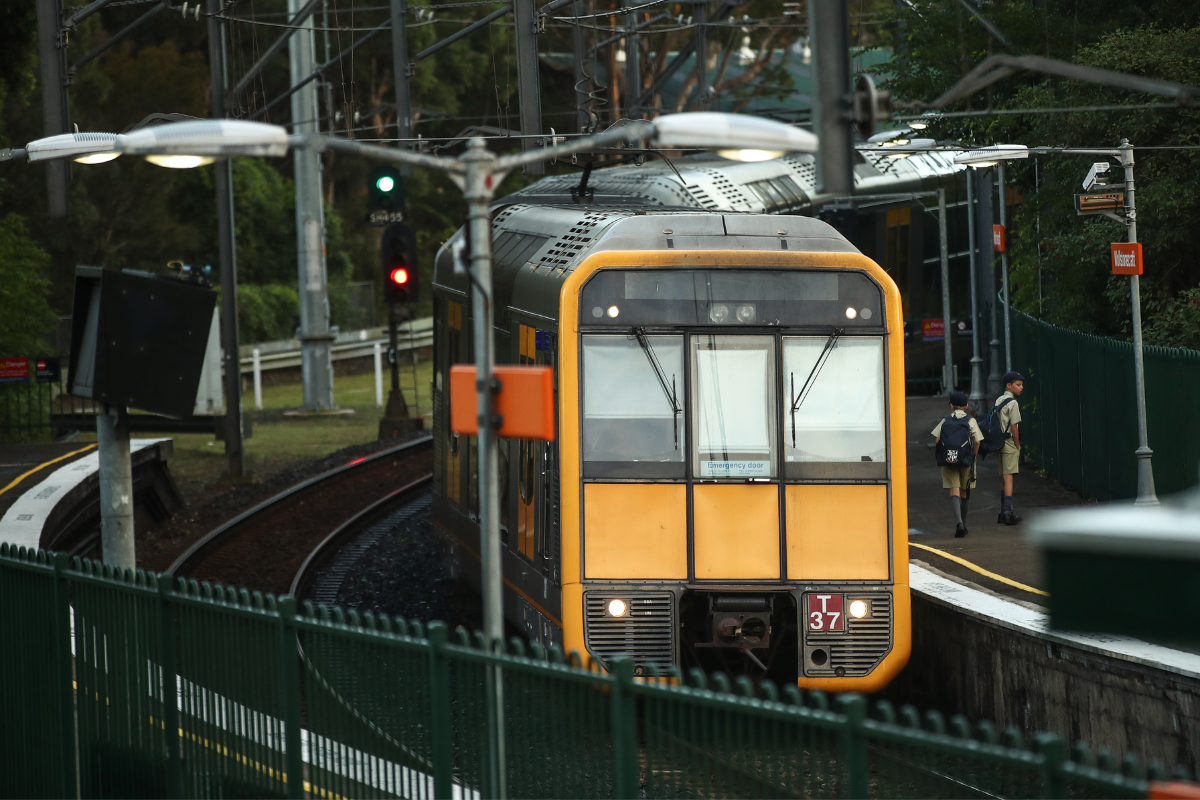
[783,336,886,480]
[691,335,777,478]
[582,335,684,478]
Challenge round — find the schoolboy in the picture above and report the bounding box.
[932,391,983,538]
[996,371,1024,525]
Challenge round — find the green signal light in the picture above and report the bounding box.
[376,175,395,193]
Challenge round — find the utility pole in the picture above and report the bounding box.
[289,0,336,410]
[983,169,1003,398]
[809,0,854,195]
[207,0,245,477]
[36,0,70,218]
[1120,140,1157,506]
[938,188,953,395]
[96,405,135,568]
[695,0,708,110]
[514,0,543,173]
[998,161,1012,371]
[625,0,641,118]
[391,0,414,174]
[966,170,986,408]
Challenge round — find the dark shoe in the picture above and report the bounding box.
[997,513,1006,524]
[954,524,968,538]
[1002,512,1023,526]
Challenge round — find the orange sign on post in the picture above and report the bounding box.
[992,224,1006,252]
[450,365,556,440]
[1111,242,1143,275]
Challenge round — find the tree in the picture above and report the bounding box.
[0,214,55,356]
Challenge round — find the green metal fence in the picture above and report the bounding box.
[1012,313,1200,501]
[0,543,1187,799]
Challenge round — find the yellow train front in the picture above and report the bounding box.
[432,206,910,691]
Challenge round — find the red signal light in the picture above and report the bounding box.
[389,267,410,285]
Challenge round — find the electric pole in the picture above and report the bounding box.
[36,0,70,218]
[809,0,853,195]
[207,0,245,477]
[289,0,336,410]
[514,0,543,173]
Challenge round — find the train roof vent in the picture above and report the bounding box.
[780,154,817,189]
[687,184,719,210]
[701,169,752,208]
[537,211,612,272]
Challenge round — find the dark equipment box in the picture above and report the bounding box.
[67,266,217,419]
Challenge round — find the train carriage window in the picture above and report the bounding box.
[691,335,778,478]
[783,336,886,480]
[582,335,684,478]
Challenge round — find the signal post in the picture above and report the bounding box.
[370,165,425,439]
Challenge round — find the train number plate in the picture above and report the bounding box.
[807,594,844,632]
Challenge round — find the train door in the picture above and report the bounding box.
[444,299,466,508]
[514,324,553,573]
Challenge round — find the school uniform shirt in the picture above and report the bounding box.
[931,409,984,444]
[996,391,1022,449]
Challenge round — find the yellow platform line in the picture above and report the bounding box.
[910,542,1049,597]
[0,444,97,498]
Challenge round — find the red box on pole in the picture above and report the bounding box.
[992,224,1006,252]
[1111,242,1143,275]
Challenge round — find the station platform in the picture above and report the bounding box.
[904,395,1084,605]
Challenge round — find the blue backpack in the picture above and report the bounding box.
[978,397,1014,459]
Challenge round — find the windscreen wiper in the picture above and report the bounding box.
[633,326,681,450]
[789,327,843,448]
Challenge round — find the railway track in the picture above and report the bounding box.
[168,435,433,598]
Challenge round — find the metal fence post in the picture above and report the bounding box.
[426,622,453,799]
[1036,732,1067,799]
[157,574,183,798]
[837,693,869,799]
[277,597,305,799]
[51,552,78,799]
[609,657,639,799]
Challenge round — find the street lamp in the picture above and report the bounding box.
[108,111,819,795]
[955,144,1028,398]
[24,132,122,164]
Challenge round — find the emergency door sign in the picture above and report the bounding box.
[992,225,1006,252]
[1111,242,1143,275]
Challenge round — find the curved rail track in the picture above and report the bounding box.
[168,435,433,598]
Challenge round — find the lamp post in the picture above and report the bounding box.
[965,171,986,409]
[103,111,819,794]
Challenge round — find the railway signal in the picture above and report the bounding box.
[368,165,405,224]
[381,223,418,305]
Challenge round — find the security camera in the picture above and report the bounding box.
[1083,161,1111,192]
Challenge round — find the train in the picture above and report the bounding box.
[429,147,958,691]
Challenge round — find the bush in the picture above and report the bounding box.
[235,283,300,344]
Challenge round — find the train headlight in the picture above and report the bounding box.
[709,304,730,323]
[607,599,628,617]
[849,599,869,619]
[607,305,620,318]
[845,307,858,319]
[717,148,784,162]
[736,304,756,323]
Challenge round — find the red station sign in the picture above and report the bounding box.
[1111,242,1143,276]
[992,224,1006,252]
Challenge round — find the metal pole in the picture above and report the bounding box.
[998,161,1012,372]
[253,348,263,409]
[573,0,588,131]
[289,0,335,410]
[808,0,853,195]
[695,0,707,110]
[513,0,543,174]
[96,404,134,568]
[208,0,245,477]
[966,170,985,408]
[36,0,70,218]
[374,341,384,407]
[1121,140,1157,505]
[625,0,640,118]
[390,0,413,175]
[984,169,1003,398]
[463,136,506,798]
[938,187,953,395]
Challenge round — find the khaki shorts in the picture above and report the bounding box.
[1000,440,1020,475]
[941,465,976,489]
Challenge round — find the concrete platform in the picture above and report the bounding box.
[0,439,180,555]
[904,395,1085,604]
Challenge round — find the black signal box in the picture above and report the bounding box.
[67,266,217,419]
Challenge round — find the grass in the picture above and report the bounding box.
[79,358,434,492]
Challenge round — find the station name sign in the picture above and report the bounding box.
[1111,243,1143,276]
[992,224,1005,252]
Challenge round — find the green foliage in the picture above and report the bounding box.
[233,283,300,344]
[0,214,55,357]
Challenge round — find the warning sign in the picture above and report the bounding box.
[0,357,29,383]
[922,319,945,342]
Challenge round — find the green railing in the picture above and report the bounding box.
[1012,313,1200,501]
[0,543,1187,799]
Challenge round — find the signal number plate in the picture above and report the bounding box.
[808,594,845,632]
